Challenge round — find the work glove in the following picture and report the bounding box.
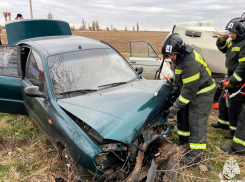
[166,102,181,120]
[173,86,179,91]
[225,81,234,89]
[218,35,229,43]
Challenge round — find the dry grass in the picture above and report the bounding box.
[163,110,245,182]
[72,31,168,56]
[0,113,67,181]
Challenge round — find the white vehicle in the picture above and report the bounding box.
[130,21,227,82]
[129,41,173,81]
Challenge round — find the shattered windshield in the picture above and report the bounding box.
[48,48,137,98]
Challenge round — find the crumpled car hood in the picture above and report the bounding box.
[57,80,173,144]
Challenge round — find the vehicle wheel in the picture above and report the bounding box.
[61,148,94,181]
[77,164,94,181]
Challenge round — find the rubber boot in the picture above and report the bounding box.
[176,136,189,146]
[224,130,235,140]
[220,146,245,155]
[211,122,229,130]
[176,140,188,146]
[181,150,205,165]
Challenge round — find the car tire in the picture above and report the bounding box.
[61,148,94,181]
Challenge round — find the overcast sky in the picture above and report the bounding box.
[1,0,245,31]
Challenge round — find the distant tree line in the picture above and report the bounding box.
[78,18,140,32]
[46,13,140,32]
[79,19,100,31]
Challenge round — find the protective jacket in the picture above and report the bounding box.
[216,36,245,83]
[215,37,245,130]
[172,49,215,151]
[172,50,216,108]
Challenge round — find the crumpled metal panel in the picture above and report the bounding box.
[146,160,157,182]
[58,80,173,144]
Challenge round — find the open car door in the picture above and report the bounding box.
[0,45,27,115]
[129,41,174,81]
[129,41,162,79]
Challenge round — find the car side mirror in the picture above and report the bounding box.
[24,86,43,97]
[135,67,143,75]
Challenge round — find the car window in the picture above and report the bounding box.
[130,41,158,58]
[48,48,138,98]
[0,46,18,77]
[25,50,45,92]
[185,30,201,38]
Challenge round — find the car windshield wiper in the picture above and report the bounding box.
[98,82,127,88]
[59,89,98,95]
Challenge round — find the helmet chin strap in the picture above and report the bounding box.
[176,52,186,63]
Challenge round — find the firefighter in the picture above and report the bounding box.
[162,33,216,163]
[211,18,245,140]
[221,101,245,155]
[220,18,245,155]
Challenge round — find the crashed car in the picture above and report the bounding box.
[0,19,173,181]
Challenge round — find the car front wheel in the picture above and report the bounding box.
[61,148,94,181]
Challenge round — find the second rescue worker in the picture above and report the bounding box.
[211,18,245,139]
[162,33,216,163]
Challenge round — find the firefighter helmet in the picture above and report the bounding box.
[240,12,245,23]
[161,33,186,57]
[225,17,245,36]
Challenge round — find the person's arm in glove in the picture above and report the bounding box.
[218,35,229,43]
[229,46,245,85]
[166,102,181,120]
[225,81,234,89]
[216,35,229,53]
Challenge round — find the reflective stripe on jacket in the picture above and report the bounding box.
[173,50,215,108]
[216,37,245,85]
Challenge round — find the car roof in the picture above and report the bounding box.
[20,35,109,56]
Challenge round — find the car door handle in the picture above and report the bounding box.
[130,61,136,63]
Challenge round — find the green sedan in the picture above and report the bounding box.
[0,19,173,181]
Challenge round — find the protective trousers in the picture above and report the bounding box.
[218,88,243,131]
[177,90,215,151]
[232,105,245,152]
[177,104,189,142]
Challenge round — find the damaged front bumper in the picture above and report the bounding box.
[93,118,170,181]
[125,121,170,182]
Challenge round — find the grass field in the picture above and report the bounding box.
[0,30,245,181]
